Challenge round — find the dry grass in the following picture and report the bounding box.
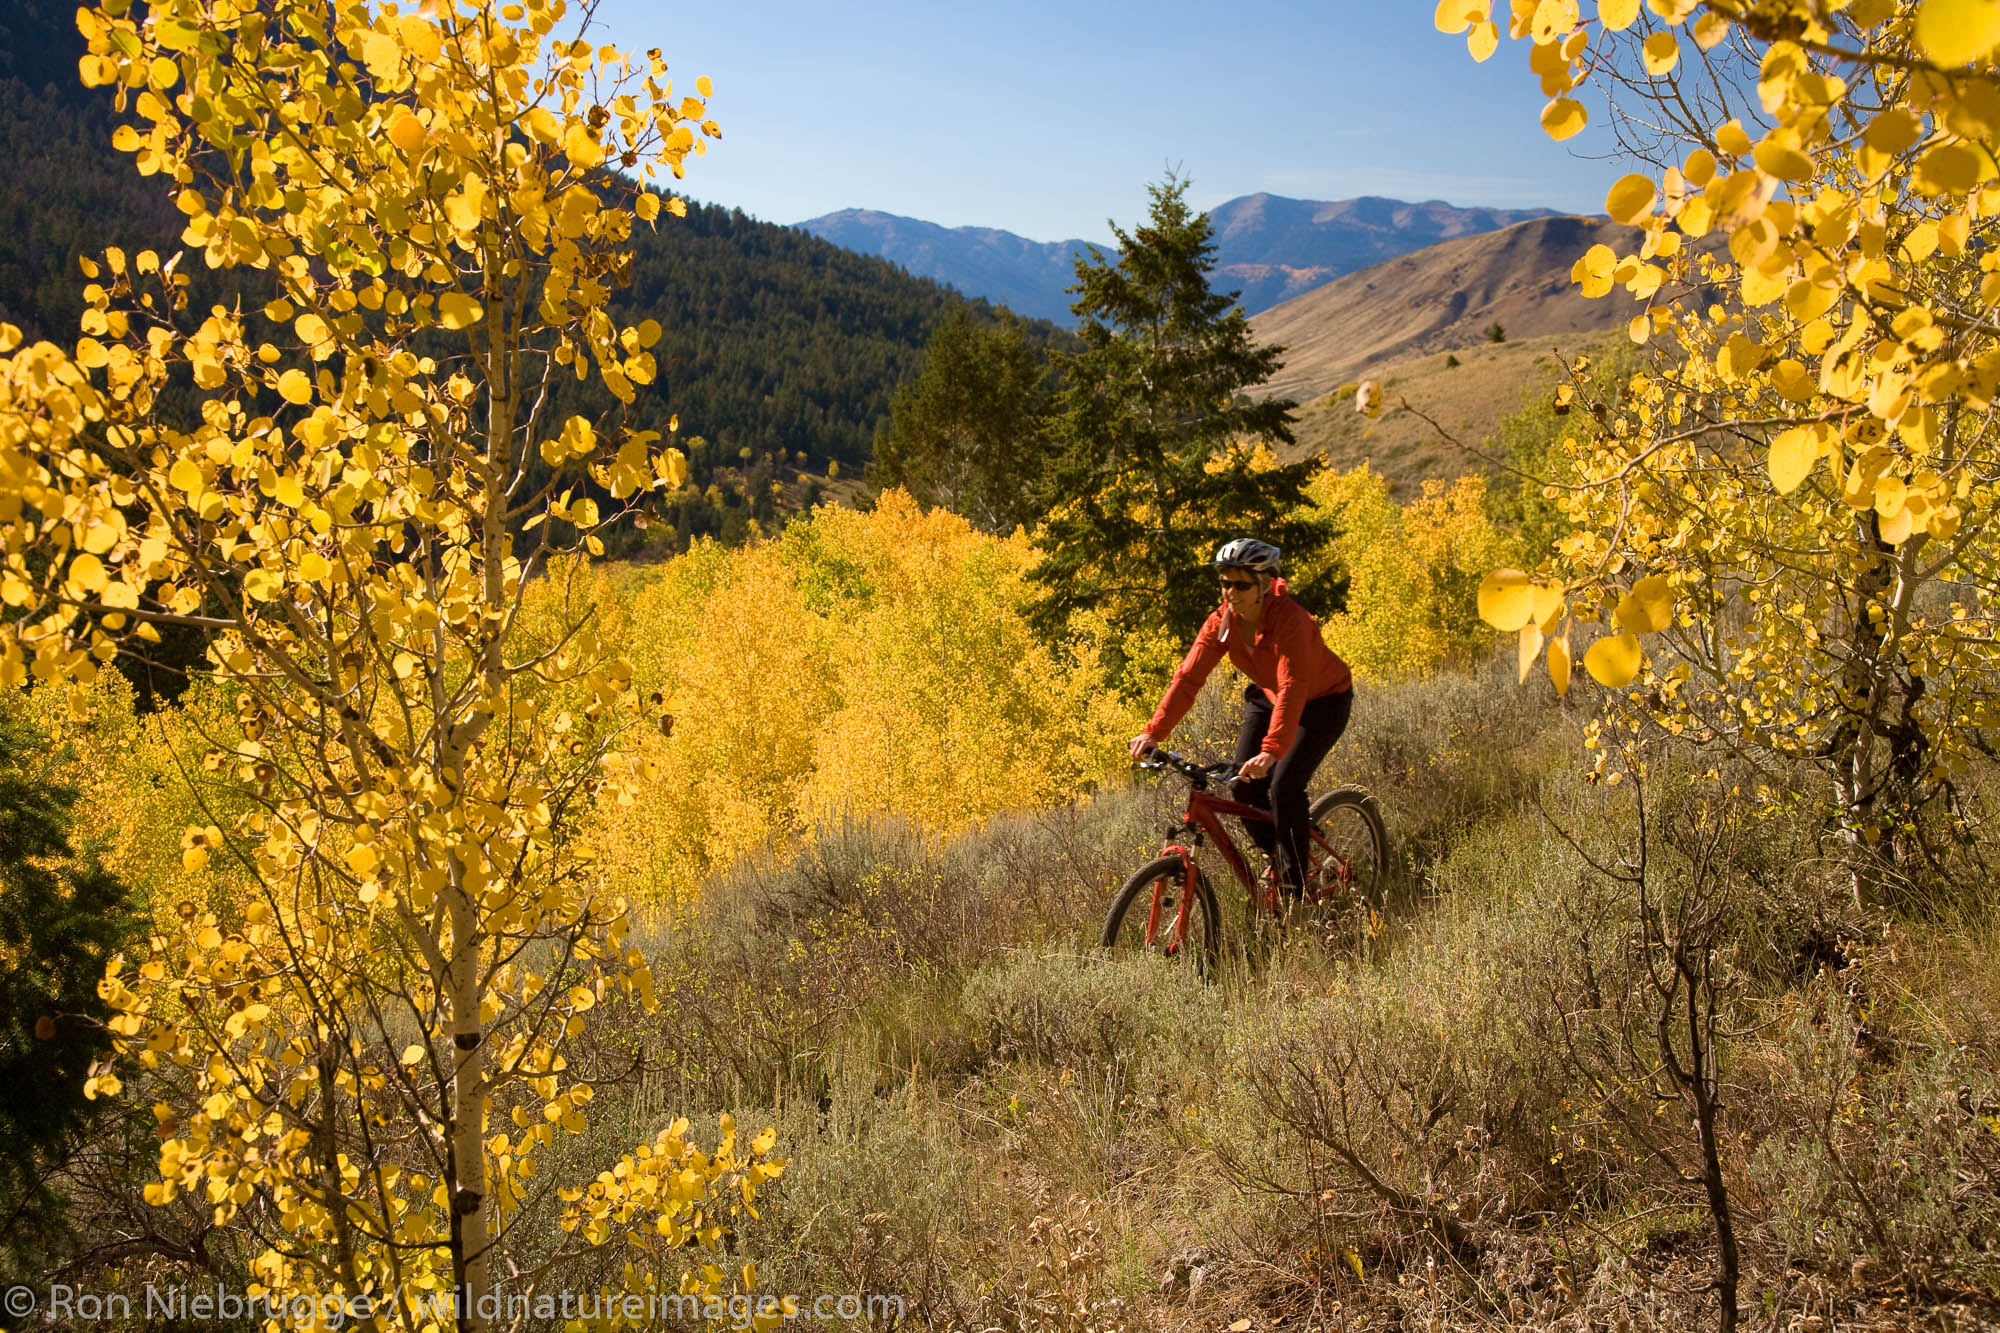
[567,664,2000,1331]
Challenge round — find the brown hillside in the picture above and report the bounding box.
[1248,214,1648,404]
[1284,334,1618,493]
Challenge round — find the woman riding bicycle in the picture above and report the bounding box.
[1128,538,1353,899]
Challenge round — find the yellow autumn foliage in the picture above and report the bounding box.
[1308,465,1519,680]
[559,490,1138,909]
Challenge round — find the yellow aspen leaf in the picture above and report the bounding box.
[697,74,714,97]
[298,551,330,583]
[389,112,425,153]
[1518,620,1545,683]
[1600,0,1641,30]
[1548,633,1573,696]
[1583,630,1643,686]
[1691,11,1729,47]
[1541,97,1588,140]
[276,476,304,508]
[1628,313,1651,344]
[1615,574,1675,633]
[346,843,380,876]
[1864,108,1924,154]
[361,30,401,81]
[522,105,560,145]
[1949,89,2000,143]
[1916,143,1984,194]
[1784,279,1839,323]
[277,369,313,404]
[1729,216,1782,269]
[168,457,203,494]
[1711,169,1775,229]
[182,845,209,873]
[1605,173,1656,223]
[1771,358,1817,401]
[1879,504,1916,544]
[564,120,606,168]
[1901,222,1941,265]
[78,510,124,554]
[1719,333,1768,381]
[1767,425,1821,493]
[1874,473,1908,518]
[1916,0,2000,65]
[438,293,484,329]
[1437,0,1476,32]
[1753,139,1814,181]
[66,553,108,596]
[1532,583,1565,626]
[1468,20,1501,60]
[1533,0,1581,44]
[1478,569,1539,631]
[294,310,330,348]
[635,193,660,221]
[1715,121,1754,157]
[400,1045,426,1066]
[1642,31,1680,75]
[1572,243,1617,297]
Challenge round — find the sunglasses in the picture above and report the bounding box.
[1218,578,1257,591]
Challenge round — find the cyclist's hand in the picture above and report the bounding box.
[1129,732,1159,761]
[1238,752,1276,781]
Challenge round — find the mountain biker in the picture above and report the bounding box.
[1128,538,1353,898]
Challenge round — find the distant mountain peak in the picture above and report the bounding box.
[798,193,1561,325]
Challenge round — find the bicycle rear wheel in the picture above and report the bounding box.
[1303,788,1387,914]
[1100,855,1221,978]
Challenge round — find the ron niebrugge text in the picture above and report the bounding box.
[26,1282,904,1326]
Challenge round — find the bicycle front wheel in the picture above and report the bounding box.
[1100,855,1221,977]
[1304,788,1387,913]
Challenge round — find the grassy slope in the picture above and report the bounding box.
[582,660,2000,1331]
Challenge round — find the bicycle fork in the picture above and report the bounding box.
[1146,845,1197,955]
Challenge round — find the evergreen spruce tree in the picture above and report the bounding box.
[1029,174,1328,649]
[869,303,1052,533]
[0,711,138,1273]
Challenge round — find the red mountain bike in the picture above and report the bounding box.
[1100,749,1387,975]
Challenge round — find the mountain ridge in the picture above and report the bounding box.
[796,193,1561,323]
[1247,213,1645,404]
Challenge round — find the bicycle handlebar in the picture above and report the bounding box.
[1136,748,1239,788]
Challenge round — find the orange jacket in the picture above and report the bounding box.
[1145,578,1352,756]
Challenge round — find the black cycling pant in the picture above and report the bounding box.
[1230,683,1353,893]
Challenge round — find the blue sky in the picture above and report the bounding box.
[587,0,1621,244]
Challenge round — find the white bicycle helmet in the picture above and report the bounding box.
[1212,538,1281,575]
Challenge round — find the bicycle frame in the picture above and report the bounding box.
[1145,783,1354,951]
